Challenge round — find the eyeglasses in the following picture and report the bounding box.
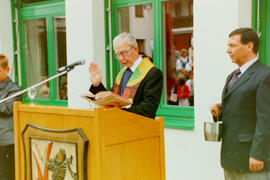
[113,47,133,58]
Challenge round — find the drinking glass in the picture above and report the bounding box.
[27,87,37,105]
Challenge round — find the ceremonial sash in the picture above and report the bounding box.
[112,57,155,100]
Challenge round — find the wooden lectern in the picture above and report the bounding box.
[13,102,165,180]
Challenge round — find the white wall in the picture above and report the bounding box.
[0,0,15,79]
[164,0,252,179]
[238,0,252,28]
[66,0,106,108]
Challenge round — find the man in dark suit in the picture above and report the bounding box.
[211,28,270,179]
[89,33,163,119]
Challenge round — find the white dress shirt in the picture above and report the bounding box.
[129,56,143,72]
[238,57,258,77]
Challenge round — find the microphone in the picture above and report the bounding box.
[57,59,86,72]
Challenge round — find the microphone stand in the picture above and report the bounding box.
[0,68,73,104]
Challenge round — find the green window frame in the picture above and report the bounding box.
[253,0,270,66]
[105,0,194,130]
[20,0,64,8]
[12,0,67,106]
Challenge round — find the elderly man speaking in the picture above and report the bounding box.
[89,33,163,119]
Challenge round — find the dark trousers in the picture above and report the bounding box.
[0,144,15,180]
[224,169,270,180]
[189,95,194,106]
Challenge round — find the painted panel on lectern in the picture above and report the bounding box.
[22,123,88,180]
[31,138,77,180]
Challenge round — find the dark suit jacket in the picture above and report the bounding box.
[89,67,163,119]
[220,60,270,171]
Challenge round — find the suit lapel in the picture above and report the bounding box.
[223,60,261,100]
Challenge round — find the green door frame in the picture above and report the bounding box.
[252,0,270,66]
[17,1,67,106]
[105,0,194,129]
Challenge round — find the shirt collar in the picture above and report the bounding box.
[0,77,10,90]
[129,56,142,72]
[239,57,258,75]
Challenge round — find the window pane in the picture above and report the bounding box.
[23,18,49,99]
[53,16,67,100]
[162,0,194,107]
[117,4,153,60]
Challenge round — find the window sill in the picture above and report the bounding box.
[157,105,194,130]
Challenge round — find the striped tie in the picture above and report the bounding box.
[228,69,241,88]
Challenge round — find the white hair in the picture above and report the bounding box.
[113,32,138,47]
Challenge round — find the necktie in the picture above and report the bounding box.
[119,68,133,95]
[228,69,241,88]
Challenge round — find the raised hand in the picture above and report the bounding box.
[89,62,102,87]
